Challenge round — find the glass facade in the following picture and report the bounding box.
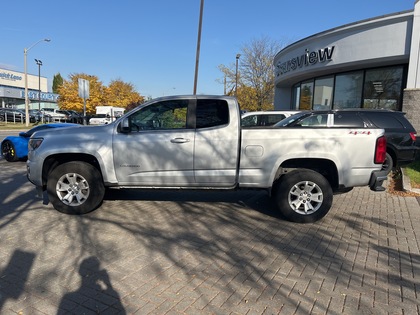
[292,65,406,111]
[313,76,334,110]
[299,81,313,110]
[334,71,363,109]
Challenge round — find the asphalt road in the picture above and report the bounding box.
[1,158,420,314]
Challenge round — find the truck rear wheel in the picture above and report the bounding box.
[272,169,333,223]
[47,162,105,215]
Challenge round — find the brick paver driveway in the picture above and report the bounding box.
[0,159,419,314]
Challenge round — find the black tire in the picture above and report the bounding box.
[382,152,393,173]
[47,161,105,215]
[1,140,19,162]
[272,169,333,223]
[0,115,4,122]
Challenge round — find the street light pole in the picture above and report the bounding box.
[235,54,241,97]
[35,59,42,111]
[24,38,50,126]
[193,0,204,95]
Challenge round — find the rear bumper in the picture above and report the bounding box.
[369,169,389,192]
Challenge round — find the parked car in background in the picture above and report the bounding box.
[29,109,43,122]
[56,110,83,124]
[1,123,79,162]
[89,114,112,125]
[241,110,299,127]
[41,108,68,122]
[274,109,418,172]
[0,108,37,123]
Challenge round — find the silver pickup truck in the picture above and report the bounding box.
[27,95,388,223]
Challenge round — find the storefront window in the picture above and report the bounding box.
[313,76,334,110]
[363,66,403,110]
[292,84,300,110]
[333,71,363,109]
[289,66,405,111]
[299,81,313,110]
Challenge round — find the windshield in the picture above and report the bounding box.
[273,112,309,127]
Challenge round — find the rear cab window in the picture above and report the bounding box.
[196,99,229,128]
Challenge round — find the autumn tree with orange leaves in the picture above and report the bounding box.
[57,73,144,114]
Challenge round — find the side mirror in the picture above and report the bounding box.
[119,117,131,133]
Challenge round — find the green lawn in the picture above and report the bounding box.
[0,123,36,130]
[404,160,420,188]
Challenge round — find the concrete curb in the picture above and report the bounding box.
[401,167,420,194]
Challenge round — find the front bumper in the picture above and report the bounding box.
[369,169,389,192]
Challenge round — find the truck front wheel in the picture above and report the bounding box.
[273,169,333,223]
[47,162,105,215]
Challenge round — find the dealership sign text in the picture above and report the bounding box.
[276,46,335,77]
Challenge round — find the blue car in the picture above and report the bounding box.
[1,123,79,162]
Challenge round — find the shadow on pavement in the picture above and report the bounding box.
[57,256,126,314]
[0,250,36,312]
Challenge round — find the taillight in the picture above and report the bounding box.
[375,136,387,164]
[410,132,416,142]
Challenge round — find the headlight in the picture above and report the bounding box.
[28,138,44,151]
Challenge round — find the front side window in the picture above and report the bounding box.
[241,115,258,127]
[296,113,328,127]
[129,100,188,131]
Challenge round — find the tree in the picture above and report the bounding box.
[57,73,105,114]
[57,74,144,114]
[104,79,144,109]
[218,36,286,111]
[52,73,63,94]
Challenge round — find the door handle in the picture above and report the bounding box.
[170,138,190,143]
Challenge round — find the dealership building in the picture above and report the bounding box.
[0,68,58,110]
[274,0,420,131]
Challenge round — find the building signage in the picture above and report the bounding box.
[276,46,335,77]
[20,90,59,102]
[0,71,22,81]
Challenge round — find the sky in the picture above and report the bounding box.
[0,0,416,99]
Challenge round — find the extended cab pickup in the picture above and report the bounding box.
[27,95,388,223]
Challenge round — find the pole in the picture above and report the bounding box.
[193,0,204,95]
[24,38,51,126]
[35,59,42,111]
[235,54,241,97]
[24,48,28,126]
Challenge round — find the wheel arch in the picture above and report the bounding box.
[42,153,103,188]
[274,158,339,191]
[386,147,397,167]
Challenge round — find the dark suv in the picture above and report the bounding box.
[0,108,37,123]
[274,109,418,172]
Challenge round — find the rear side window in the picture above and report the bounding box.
[196,99,229,128]
[334,113,365,127]
[265,114,286,126]
[365,113,405,129]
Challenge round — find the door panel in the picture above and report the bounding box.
[113,99,195,186]
[193,99,239,185]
